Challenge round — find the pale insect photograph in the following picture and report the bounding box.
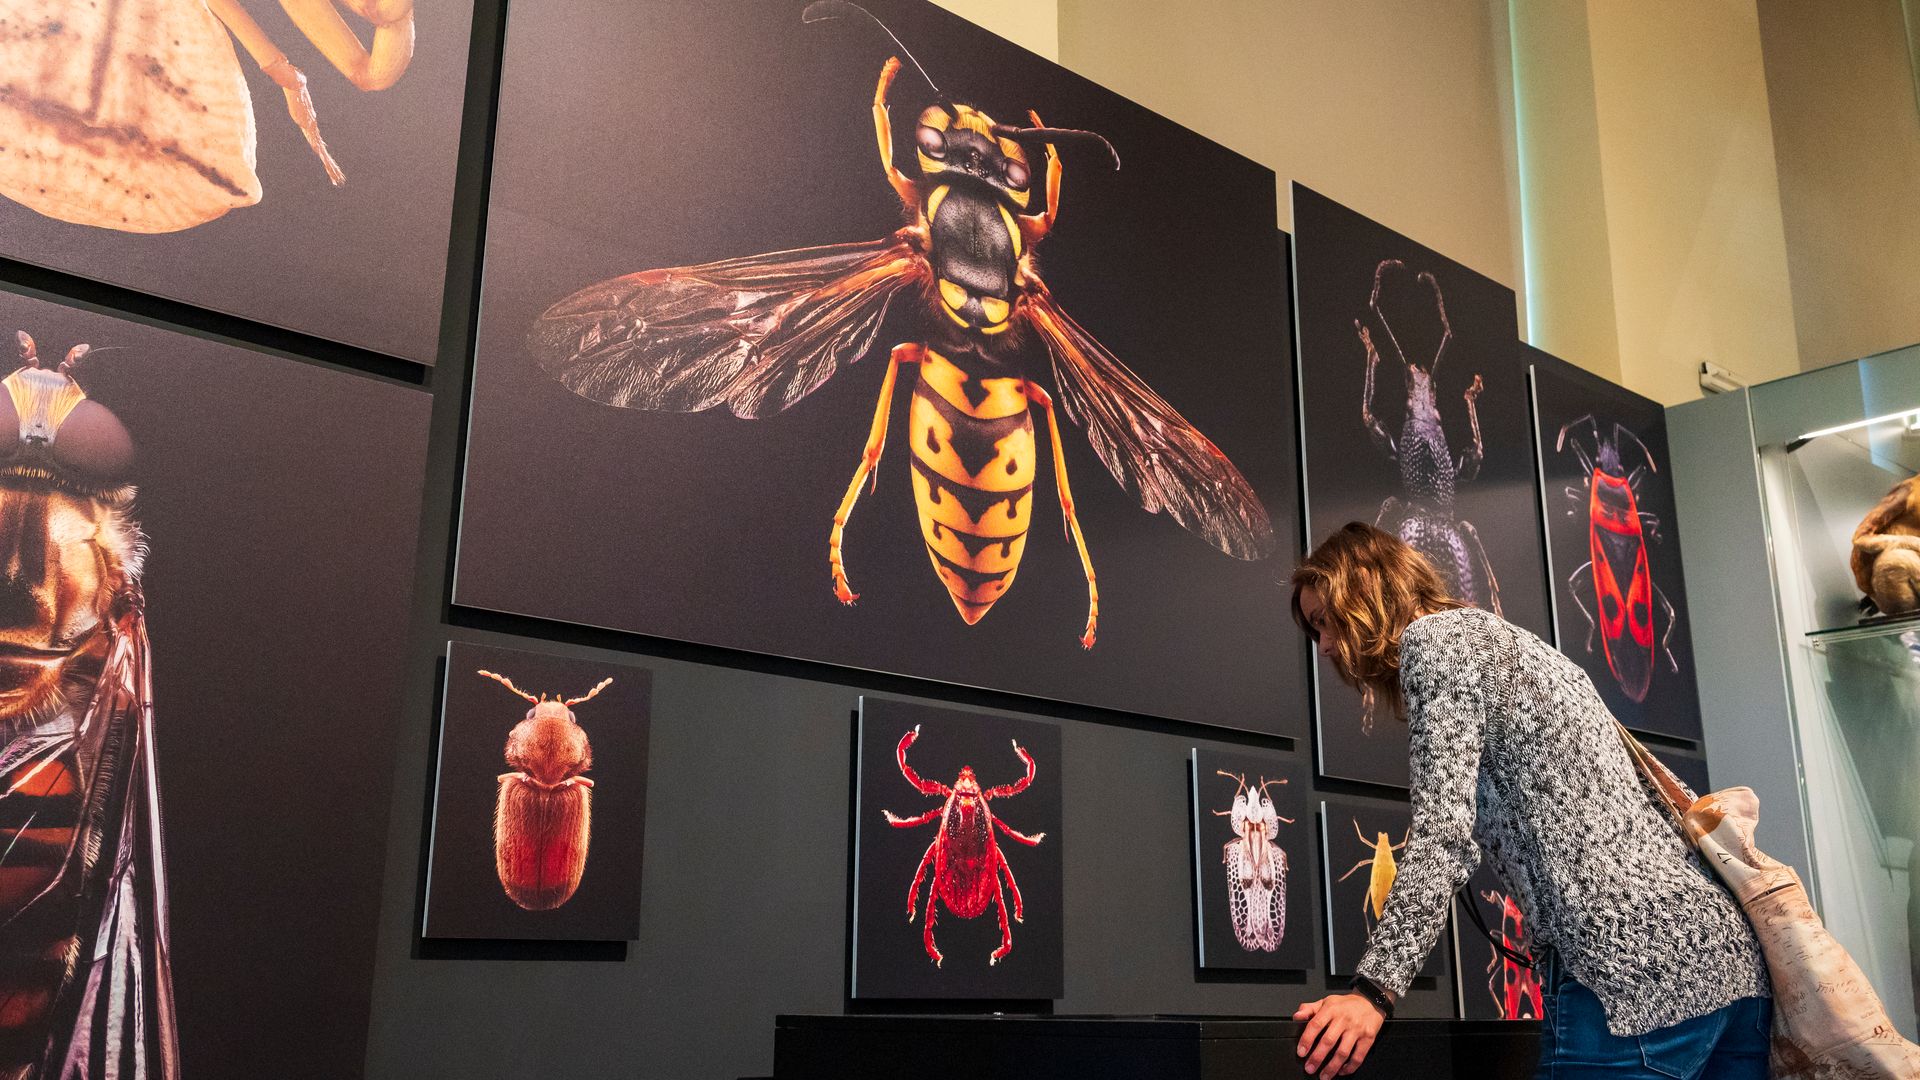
[1189,748,1316,972]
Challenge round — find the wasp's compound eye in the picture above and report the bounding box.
[917,126,946,159]
[1003,159,1030,189]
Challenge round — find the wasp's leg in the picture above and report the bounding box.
[1027,383,1098,649]
[1567,561,1596,650]
[1457,373,1486,483]
[831,344,922,604]
[1458,517,1502,617]
[873,57,919,210]
[1655,584,1680,673]
[905,836,938,922]
[207,0,346,185]
[278,0,416,91]
[1016,109,1063,246]
[1356,321,1398,461]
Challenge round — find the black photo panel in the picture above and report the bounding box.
[853,697,1063,1000]
[1318,797,1447,980]
[0,0,476,363]
[1190,749,1316,972]
[454,0,1307,735]
[0,291,428,1079]
[1451,862,1544,1020]
[423,642,652,941]
[1291,184,1551,787]
[1530,348,1703,740]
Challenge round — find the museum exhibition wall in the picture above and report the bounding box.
[0,1,1909,1078]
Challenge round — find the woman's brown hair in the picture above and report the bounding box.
[1290,522,1466,720]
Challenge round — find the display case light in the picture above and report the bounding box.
[1795,408,1920,442]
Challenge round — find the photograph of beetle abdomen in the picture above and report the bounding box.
[453,0,1307,737]
[1530,350,1703,740]
[422,641,652,941]
[852,696,1063,999]
[1291,183,1552,788]
[1188,748,1316,972]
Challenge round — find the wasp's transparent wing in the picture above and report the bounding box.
[529,231,931,420]
[1020,283,1275,560]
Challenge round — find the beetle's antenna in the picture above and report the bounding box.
[1258,776,1287,796]
[803,1,951,115]
[478,669,539,704]
[992,125,1122,171]
[17,331,38,368]
[1214,769,1247,796]
[565,677,613,707]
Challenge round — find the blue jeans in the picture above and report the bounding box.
[1535,952,1772,1079]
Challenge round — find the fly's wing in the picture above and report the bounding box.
[1019,283,1275,560]
[41,604,179,1080]
[530,231,931,420]
[0,0,261,232]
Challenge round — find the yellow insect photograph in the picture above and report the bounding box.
[1320,798,1449,979]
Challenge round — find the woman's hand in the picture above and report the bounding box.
[1293,992,1386,1076]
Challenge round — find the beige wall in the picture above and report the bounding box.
[931,0,1058,59]
[1758,0,1920,370]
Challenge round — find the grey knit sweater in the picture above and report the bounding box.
[1352,607,1769,1037]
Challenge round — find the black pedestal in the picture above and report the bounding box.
[774,1014,1540,1079]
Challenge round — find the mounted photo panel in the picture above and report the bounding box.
[1318,796,1447,980]
[454,0,1306,736]
[1190,749,1316,972]
[1291,183,1552,787]
[1530,348,1704,740]
[0,290,428,1079]
[0,0,476,363]
[423,642,653,941]
[853,697,1063,1000]
[1452,862,1543,1020]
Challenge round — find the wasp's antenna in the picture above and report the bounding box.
[17,331,38,368]
[564,677,613,707]
[803,1,949,114]
[478,669,539,704]
[991,124,1122,171]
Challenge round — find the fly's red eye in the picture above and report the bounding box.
[917,126,946,159]
[1003,159,1030,189]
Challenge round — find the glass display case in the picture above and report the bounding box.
[1679,344,1920,1039]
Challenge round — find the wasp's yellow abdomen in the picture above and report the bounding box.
[908,350,1035,624]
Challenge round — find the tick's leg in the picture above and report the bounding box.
[884,807,943,828]
[905,836,937,921]
[923,891,943,967]
[873,58,919,210]
[1016,109,1062,246]
[1027,383,1098,648]
[988,865,1014,964]
[1356,321,1398,461]
[999,850,1025,922]
[993,816,1045,847]
[831,344,921,604]
[278,0,415,91]
[894,724,951,796]
[207,0,346,184]
[1457,373,1486,482]
[1458,518,1502,616]
[982,739,1036,798]
[1567,561,1596,650]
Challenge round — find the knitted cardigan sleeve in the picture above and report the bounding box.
[1352,613,1492,995]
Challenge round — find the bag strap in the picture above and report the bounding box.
[1614,720,1695,836]
[1459,886,1537,970]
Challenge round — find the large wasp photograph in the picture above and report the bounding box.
[0,0,476,363]
[456,0,1303,733]
[1188,749,1315,972]
[1529,352,1701,739]
[1290,184,1551,787]
[852,697,1062,1000]
[0,293,427,1080]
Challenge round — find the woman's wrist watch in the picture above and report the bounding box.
[1349,975,1396,1020]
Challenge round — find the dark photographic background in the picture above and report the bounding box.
[853,697,1063,999]
[0,291,428,1079]
[0,0,473,363]
[1450,861,1537,1020]
[1530,350,1703,740]
[1190,749,1316,971]
[453,0,1306,735]
[1291,184,1552,787]
[423,642,651,940]
[1318,796,1449,981]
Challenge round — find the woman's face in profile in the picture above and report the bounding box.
[1298,585,1344,666]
